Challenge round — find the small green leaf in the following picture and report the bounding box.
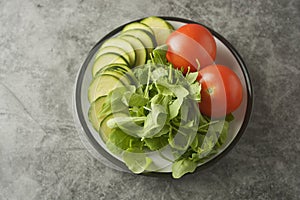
[108,128,143,150]
[107,116,145,137]
[157,78,189,99]
[123,149,152,174]
[144,134,169,150]
[155,84,174,96]
[109,87,131,113]
[213,120,229,147]
[169,98,183,119]
[168,127,195,151]
[225,113,235,122]
[128,93,149,107]
[189,82,201,102]
[151,67,168,81]
[151,45,168,65]
[185,71,199,84]
[142,104,168,138]
[190,135,198,151]
[172,158,197,179]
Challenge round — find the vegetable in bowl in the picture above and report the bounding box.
[86,16,244,178]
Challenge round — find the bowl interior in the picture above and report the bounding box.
[74,18,251,174]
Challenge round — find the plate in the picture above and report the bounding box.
[73,17,253,176]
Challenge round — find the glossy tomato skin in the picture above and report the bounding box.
[198,65,243,118]
[166,24,217,74]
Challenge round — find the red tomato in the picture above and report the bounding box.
[166,24,217,74]
[197,65,243,118]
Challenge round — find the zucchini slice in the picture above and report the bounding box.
[120,35,147,66]
[95,46,131,65]
[88,73,127,103]
[96,63,137,85]
[141,16,174,46]
[120,29,156,56]
[100,38,136,66]
[97,63,129,75]
[92,53,128,77]
[88,96,107,131]
[122,22,154,35]
[99,112,128,143]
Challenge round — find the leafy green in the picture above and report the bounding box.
[107,116,145,129]
[108,128,143,150]
[172,158,198,179]
[185,71,199,84]
[128,93,149,107]
[171,119,230,178]
[149,44,168,65]
[144,134,169,150]
[168,123,197,151]
[142,103,168,138]
[225,113,235,122]
[123,148,152,174]
[99,45,233,177]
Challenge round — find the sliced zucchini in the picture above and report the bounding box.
[88,73,127,103]
[122,22,154,35]
[96,63,137,85]
[166,21,175,30]
[99,113,113,142]
[119,35,147,66]
[95,46,131,65]
[100,38,136,66]
[92,53,128,77]
[97,63,129,75]
[99,112,128,142]
[88,96,107,131]
[120,29,156,56]
[141,16,174,46]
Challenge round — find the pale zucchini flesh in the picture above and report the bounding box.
[141,16,174,46]
[95,46,131,65]
[92,53,128,77]
[99,112,128,143]
[122,22,154,36]
[88,96,107,131]
[120,29,156,56]
[120,35,147,66]
[100,38,136,66]
[88,73,125,103]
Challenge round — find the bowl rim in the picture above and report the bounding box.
[74,16,253,178]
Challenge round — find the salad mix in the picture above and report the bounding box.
[87,16,243,178]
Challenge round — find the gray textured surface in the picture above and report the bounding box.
[0,0,300,199]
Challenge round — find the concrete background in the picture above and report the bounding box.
[0,0,299,199]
